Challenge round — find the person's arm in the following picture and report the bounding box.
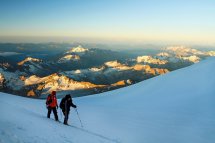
[70,100,77,108]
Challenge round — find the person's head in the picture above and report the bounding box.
[51,91,56,96]
[65,94,71,100]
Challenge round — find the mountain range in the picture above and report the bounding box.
[0,44,215,97]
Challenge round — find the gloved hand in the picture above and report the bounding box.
[74,105,77,108]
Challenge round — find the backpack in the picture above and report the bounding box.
[46,94,52,105]
[60,98,65,110]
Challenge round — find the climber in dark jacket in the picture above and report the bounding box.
[60,94,77,125]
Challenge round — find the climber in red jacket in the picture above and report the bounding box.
[46,91,59,121]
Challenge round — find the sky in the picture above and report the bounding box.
[0,0,214,45]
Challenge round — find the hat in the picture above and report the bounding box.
[52,91,56,95]
[65,94,71,99]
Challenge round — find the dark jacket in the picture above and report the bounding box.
[65,98,76,112]
[60,94,76,113]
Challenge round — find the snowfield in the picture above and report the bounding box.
[1,57,215,143]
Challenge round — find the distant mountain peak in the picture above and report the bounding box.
[137,56,168,65]
[58,54,80,63]
[24,73,105,96]
[181,55,200,63]
[18,57,42,66]
[165,46,204,56]
[105,60,122,67]
[157,52,170,57]
[66,45,89,54]
[104,61,132,70]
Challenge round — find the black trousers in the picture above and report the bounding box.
[47,107,58,121]
[63,110,70,124]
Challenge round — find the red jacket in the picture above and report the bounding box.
[46,94,58,108]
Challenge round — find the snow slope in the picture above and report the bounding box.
[1,57,215,143]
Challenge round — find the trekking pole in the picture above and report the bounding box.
[75,108,83,128]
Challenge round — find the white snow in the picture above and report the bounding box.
[137,56,168,64]
[25,74,101,93]
[1,57,215,143]
[25,75,47,85]
[75,70,82,74]
[58,54,80,63]
[166,46,205,56]
[207,51,215,56]
[157,52,170,57]
[0,68,24,90]
[66,45,89,54]
[105,61,122,67]
[90,67,105,72]
[181,55,200,63]
[105,61,132,71]
[156,46,215,63]
[18,57,41,66]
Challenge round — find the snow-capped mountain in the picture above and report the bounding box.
[1,44,215,97]
[62,60,169,85]
[52,45,130,71]
[136,55,168,64]
[166,46,205,56]
[157,52,170,57]
[0,67,24,91]
[104,61,132,70]
[1,57,215,143]
[57,45,88,63]
[207,51,215,56]
[181,55,200,63]
[24,73,106,97]
[156,46,214,63]
[66,45,89,55]
[58,54,80,63]
[17,57,55,76]
[0,66,109,98]
[17,57,42,66]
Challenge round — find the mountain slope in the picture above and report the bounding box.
[1,57,215,143]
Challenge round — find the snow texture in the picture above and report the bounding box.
[1,57,215,143]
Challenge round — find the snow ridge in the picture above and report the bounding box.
[18,57,41,66]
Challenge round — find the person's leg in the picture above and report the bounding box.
[47,107,51,118]
[64,111,69,124]
[53,107,59,121]
[62,109,67,124]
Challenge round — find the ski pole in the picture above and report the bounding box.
[75,108,83,128]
